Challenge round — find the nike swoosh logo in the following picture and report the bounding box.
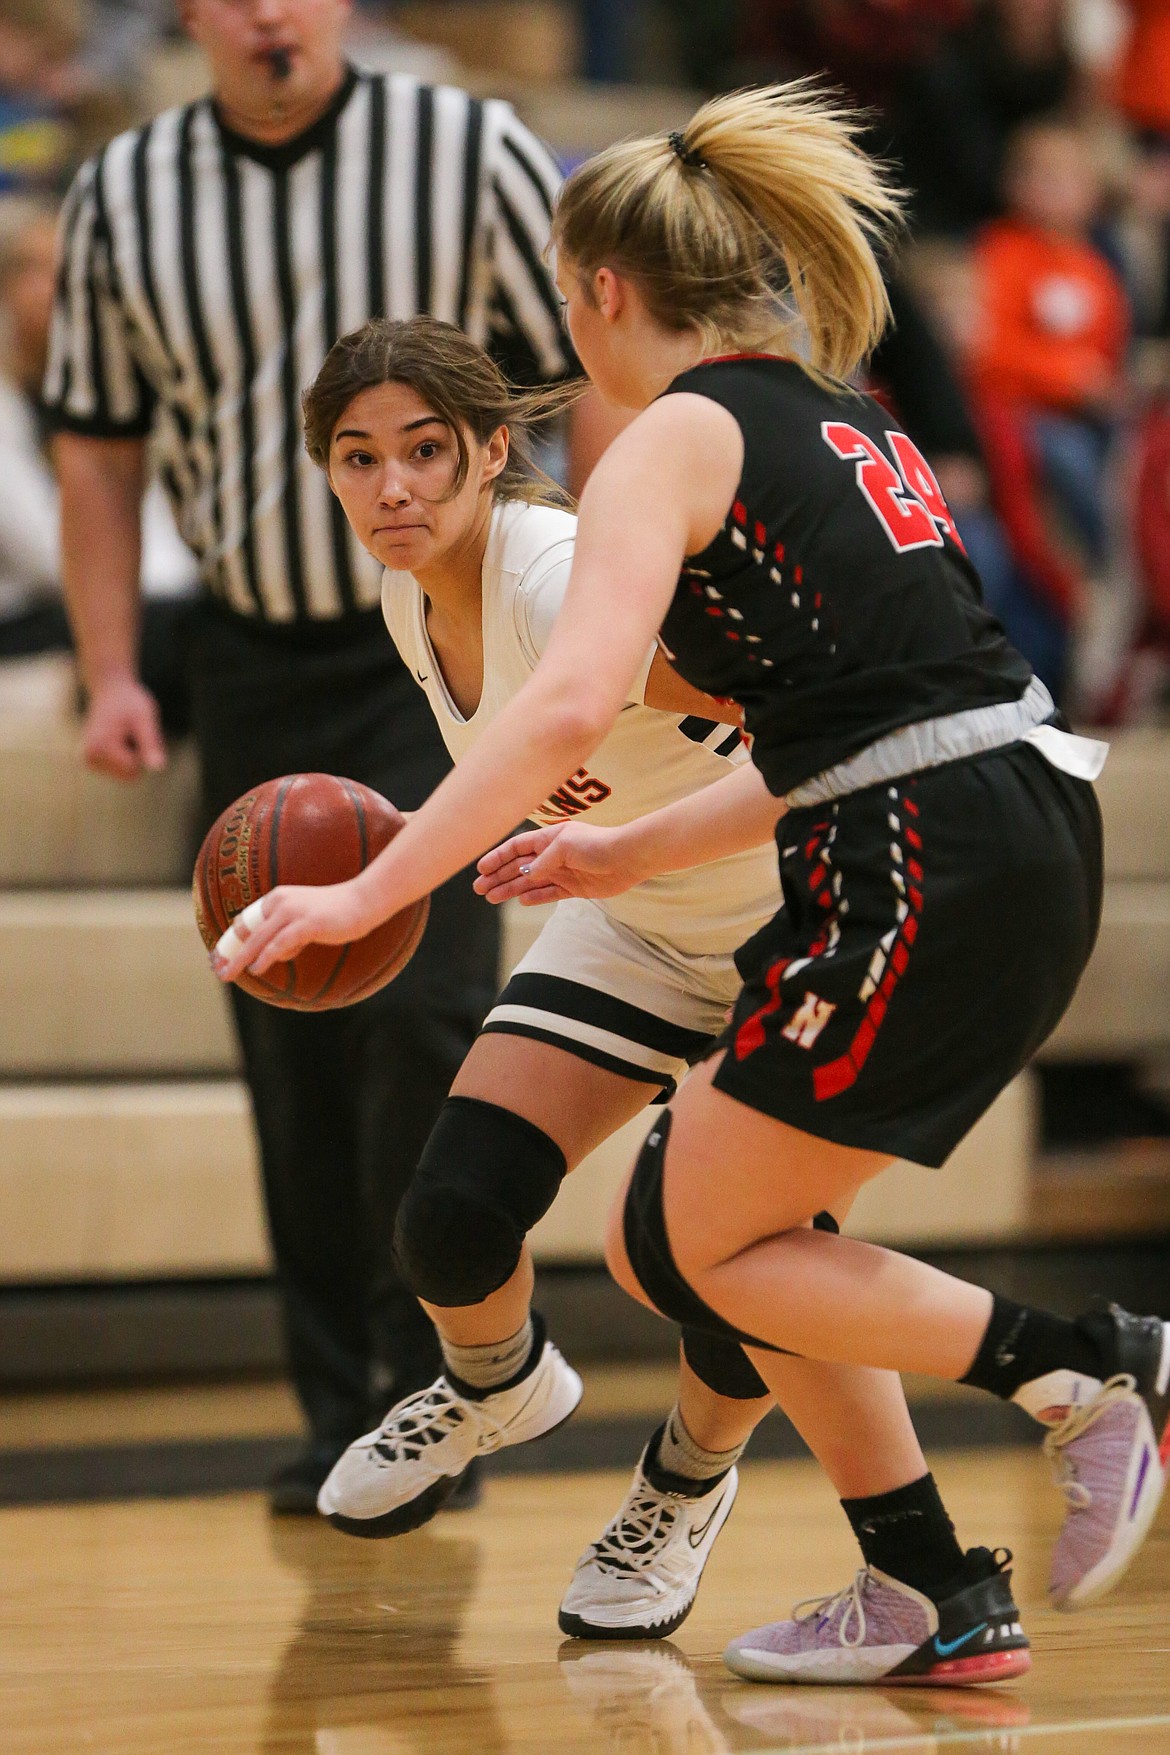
[688,1490,729,1548]
[934,1622,987,1658]
[416,671,428,683]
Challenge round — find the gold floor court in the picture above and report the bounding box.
[3,1448,1169,1755]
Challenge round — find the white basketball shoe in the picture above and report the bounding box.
[559,1438,738,1639]
[318,1316,582,1537]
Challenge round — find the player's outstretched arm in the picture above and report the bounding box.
[214,396,743,983]
[477,762,785,906]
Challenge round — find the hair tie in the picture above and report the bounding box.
[668,130,708,171]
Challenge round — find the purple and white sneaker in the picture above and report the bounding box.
[1012,1306,1170,1610]
[724,1549,1030,1687]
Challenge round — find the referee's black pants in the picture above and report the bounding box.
[190,603,499,1451]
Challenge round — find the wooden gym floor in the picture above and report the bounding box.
[2,1444,1169,1754]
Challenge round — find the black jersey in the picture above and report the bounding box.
[658,356,1032,798]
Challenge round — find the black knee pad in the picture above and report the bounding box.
[682,1328,770,1399]
[394,1097,566,1307]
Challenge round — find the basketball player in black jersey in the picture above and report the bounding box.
[217,83,1168,1687]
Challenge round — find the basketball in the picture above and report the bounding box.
[193,773,429,1010]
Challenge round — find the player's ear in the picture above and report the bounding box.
[594,267,624,323]
[483,423,509,485]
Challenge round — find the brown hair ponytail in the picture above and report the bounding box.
[554,81,904,382]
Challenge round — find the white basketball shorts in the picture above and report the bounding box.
[480,898,742,1098]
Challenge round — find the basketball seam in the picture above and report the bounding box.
[193,774,427,1010]
[267,776,298,1000]
[340,891,431,1004]
[302,777,370,1007]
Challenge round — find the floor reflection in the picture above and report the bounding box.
[260,1510,1041,1755]
[559,1640,730,1753]
[721,1678,1032,1752]
[558,1636,1033,1755]
[263,1519,506,1755]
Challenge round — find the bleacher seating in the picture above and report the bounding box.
[0,659,1166,1281]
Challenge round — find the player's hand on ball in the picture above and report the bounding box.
[475,821,645,906]
[212,880,373,982]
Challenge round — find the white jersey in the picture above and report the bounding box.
[382,499,779,954]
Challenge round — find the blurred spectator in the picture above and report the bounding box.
[909,233,1080,694]
[715,0,1082,235]
[1113,0,1170,140]
[1108,0,1170,337]
[871,274,1012,583]
[1121,384,1170,719]
[79,1,175,96]
[0,0,87,194]
[0,196,195,720]
[871,258,1073,693]
[969,120,1129,592]
[870,270,988,476]
[892,0,1083,232]
[740,0,971,108]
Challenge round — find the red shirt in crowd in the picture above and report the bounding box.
[1116,0,1170,135]
[970,218,1129,415]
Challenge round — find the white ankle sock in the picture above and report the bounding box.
[442,1317,534,1392]
[653,1404,746,1485]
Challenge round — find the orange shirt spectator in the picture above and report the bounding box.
[971,218,1129,411]
[963,122,1131,644]
[969,121,1129,415]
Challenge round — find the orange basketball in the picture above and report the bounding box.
[193,773,429,1010]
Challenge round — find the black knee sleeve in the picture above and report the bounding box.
[681,1208,840,1396]
[623,1111,779,1351]
[394,1097,566,1307]
[624,1114,842,1357]
[681,1329,770,1399]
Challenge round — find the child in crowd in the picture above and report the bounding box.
[970,121,1130,587]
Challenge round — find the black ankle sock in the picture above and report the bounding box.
[959,1295,1114,1401]
[842,1473,966,1603]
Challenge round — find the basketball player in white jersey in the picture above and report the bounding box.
[290,315,785,1639]
[265,316,981,1651]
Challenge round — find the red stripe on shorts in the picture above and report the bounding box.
[813,787,924,1102]
[734,957,792,1060]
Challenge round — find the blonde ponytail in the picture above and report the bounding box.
[554,81,904,382]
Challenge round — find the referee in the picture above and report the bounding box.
[44,0,578,1512]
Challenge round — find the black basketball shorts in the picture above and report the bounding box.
[711,743,1104,1167]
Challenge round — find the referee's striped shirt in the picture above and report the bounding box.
[43,66,575,624]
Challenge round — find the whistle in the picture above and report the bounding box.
[267,46,292,79]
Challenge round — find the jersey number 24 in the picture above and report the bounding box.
[821,422,966,556]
